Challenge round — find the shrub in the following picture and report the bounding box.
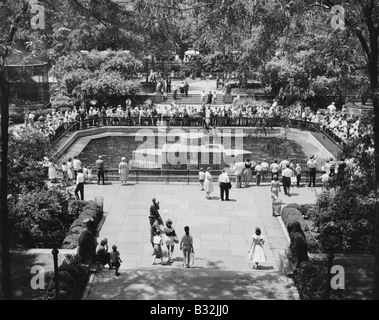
[9,188,76,248]
[293,261,347,300]
[69,226,83,235]
[282,206,309,232]
[62,234,79,249]
[61,201,103,249]
[298,204,315,218]
[44,254,89,300]
[70,219,84,230]
[9,112,25,124]
[310,188,375,253]
[281,205,322,253]
[70,200,91,216]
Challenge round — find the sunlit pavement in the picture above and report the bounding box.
[79,181,319,300]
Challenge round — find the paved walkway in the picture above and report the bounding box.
[79,181,319,300]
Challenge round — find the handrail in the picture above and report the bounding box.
[57,167,327,185]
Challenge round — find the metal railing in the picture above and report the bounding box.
[50,116,343,169]
[57,168,327,185]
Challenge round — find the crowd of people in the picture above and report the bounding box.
[148,198,194,268]
[21,92,366,150]
[23,109,64,138]
[280,101,363,144]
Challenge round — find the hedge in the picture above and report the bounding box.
[44,254,89,300]
[281,205,322,253]
[61,200,103,249]
[293,261,347,300]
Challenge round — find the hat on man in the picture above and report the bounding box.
[82,218,91,226]
[121,157,126,161]
[99,156,102,159]
[166,219,172,225]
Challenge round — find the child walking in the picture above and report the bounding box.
[198,168,205,191]
[248,227,266,269]
[61,161,68,187]
[295,164,302,187]
[87,166,93,184]
[152,230,164,265]
[83,165,89,184]
[270,175,281,200]
[110,244,122,276]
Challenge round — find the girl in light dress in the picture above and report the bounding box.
[270,175,281,200]
[67,157,74,182]
[118,157,129,185]
[248,227,266,269]
[152,230,164,265]
[48,159,58,183]
[198,168,205,190]
[204,167,214,199]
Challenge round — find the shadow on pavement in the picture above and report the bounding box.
[86,268,295,300]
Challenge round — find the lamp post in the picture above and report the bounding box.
[324,221,341,300]
[51,231,59,300]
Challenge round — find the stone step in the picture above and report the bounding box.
[85,267,296,300]
[311,131,341,158]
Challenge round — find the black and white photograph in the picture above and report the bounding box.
[0,0,379,307]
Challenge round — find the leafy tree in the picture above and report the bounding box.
[51,49,142,102]
[7,127,51,195]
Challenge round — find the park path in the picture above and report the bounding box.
[79,181,318,300]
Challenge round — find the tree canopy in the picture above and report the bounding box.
[51,49,142,102]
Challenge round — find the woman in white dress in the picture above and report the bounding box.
[48,159,58,183]
[248,227,266,269]
[118,157,128,185]
[204,167,213,199]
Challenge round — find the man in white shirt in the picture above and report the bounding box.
[327,102,336,114]
[307,155,318,187]
[261,159,269,182]
[74,169,85,200]
[255,161,263,186]
[73,156,82,180]
[279,157,290,176]
[282,164,293,196]
[218,169,230,201]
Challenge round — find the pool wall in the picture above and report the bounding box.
[54,126,335,168]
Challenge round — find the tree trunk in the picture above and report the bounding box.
[368,26,379,299]
[0,69,12,299]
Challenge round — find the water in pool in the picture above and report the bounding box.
[77,135,308,170]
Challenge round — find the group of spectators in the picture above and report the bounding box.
[281,101,363,144]
[20,93,366,148]
[23,109,64,138]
